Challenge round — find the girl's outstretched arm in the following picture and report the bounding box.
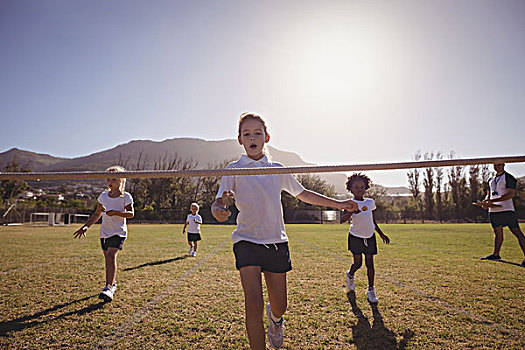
[73,203,105,238]
[296,190,358,212]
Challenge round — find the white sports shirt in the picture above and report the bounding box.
[97,191,134,238]
[186,214,202,234]
[348,198,376,239]
[216,154,305,244]
[488,172,517,213]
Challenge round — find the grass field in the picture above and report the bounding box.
[1,223,524,349]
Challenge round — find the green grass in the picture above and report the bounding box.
[1,223,524,349]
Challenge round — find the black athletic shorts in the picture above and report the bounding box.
[348,233,377,255]
[100,235,126,251]
[233,240,292,273]
[489,211,519,229]
[187,232,202,242]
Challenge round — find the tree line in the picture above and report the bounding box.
[0,153,337,224]
[1,151,523,224]
[400,151,524,223]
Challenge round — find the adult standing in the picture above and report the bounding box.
[481,163,525,267]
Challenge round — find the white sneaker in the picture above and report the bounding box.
[346,271,355,291]
[111,281,117,293]
[99,285,114,302]
[191,251,197,257]
[266,303,284,349]
[367,288,378,303]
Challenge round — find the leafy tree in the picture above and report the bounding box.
[422,152,435,220]
[447,152,464,222]
[0,158,30,203]
[514,178,525,219]
[468,165,482,221]
[282,174,336,222]
[407,151,423,222]
[434,152,445,223]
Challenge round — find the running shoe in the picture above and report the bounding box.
[99,285,114,302]
[367,288,378,303]
[346,271,355,291]
[266,303,284,349]
[191,251,197,257]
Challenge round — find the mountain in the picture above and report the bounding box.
[0,148,68,170]
[0,138,351,193]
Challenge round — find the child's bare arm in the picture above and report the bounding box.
[373,215,390,244]
[73,203,104,238]
[105,203,134,218]
[296,190,358,212]
[340,210,352,223]
[212,191,234,222]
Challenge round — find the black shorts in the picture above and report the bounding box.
[187,232,202,242]
[489,211,519,229]
[348,233,377,255]
[100,235,126,251]
[233,240,292,273]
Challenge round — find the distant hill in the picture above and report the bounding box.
[383,186,412,196]
[0,138,353,193]
[0,148,68,170]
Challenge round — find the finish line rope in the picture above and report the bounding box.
[0,155,524,181]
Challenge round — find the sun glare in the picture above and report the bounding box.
[298,26,385,107]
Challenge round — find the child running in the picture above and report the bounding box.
[182,202,202,257]
[212,112,358,350]
[73,165,134,302]
[340,173,389,303]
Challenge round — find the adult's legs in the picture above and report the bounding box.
[510,226,525,257]
[492,226,504,256]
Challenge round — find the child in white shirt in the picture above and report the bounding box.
[73,165,134,302]
[212,112,358,349]
[341,173,389,303]
[182,203,202,257]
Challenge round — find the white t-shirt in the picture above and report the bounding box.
[348,198,376,239]
[186,214,202,234]
[216,154,305,244]
[488,172,517,213]
[97,191,134,238]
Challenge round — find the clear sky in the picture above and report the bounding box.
[1,0,524,187]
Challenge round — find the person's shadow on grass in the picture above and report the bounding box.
[347,291,414,350]
[0,294,106,336]
[123,255,189,271]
